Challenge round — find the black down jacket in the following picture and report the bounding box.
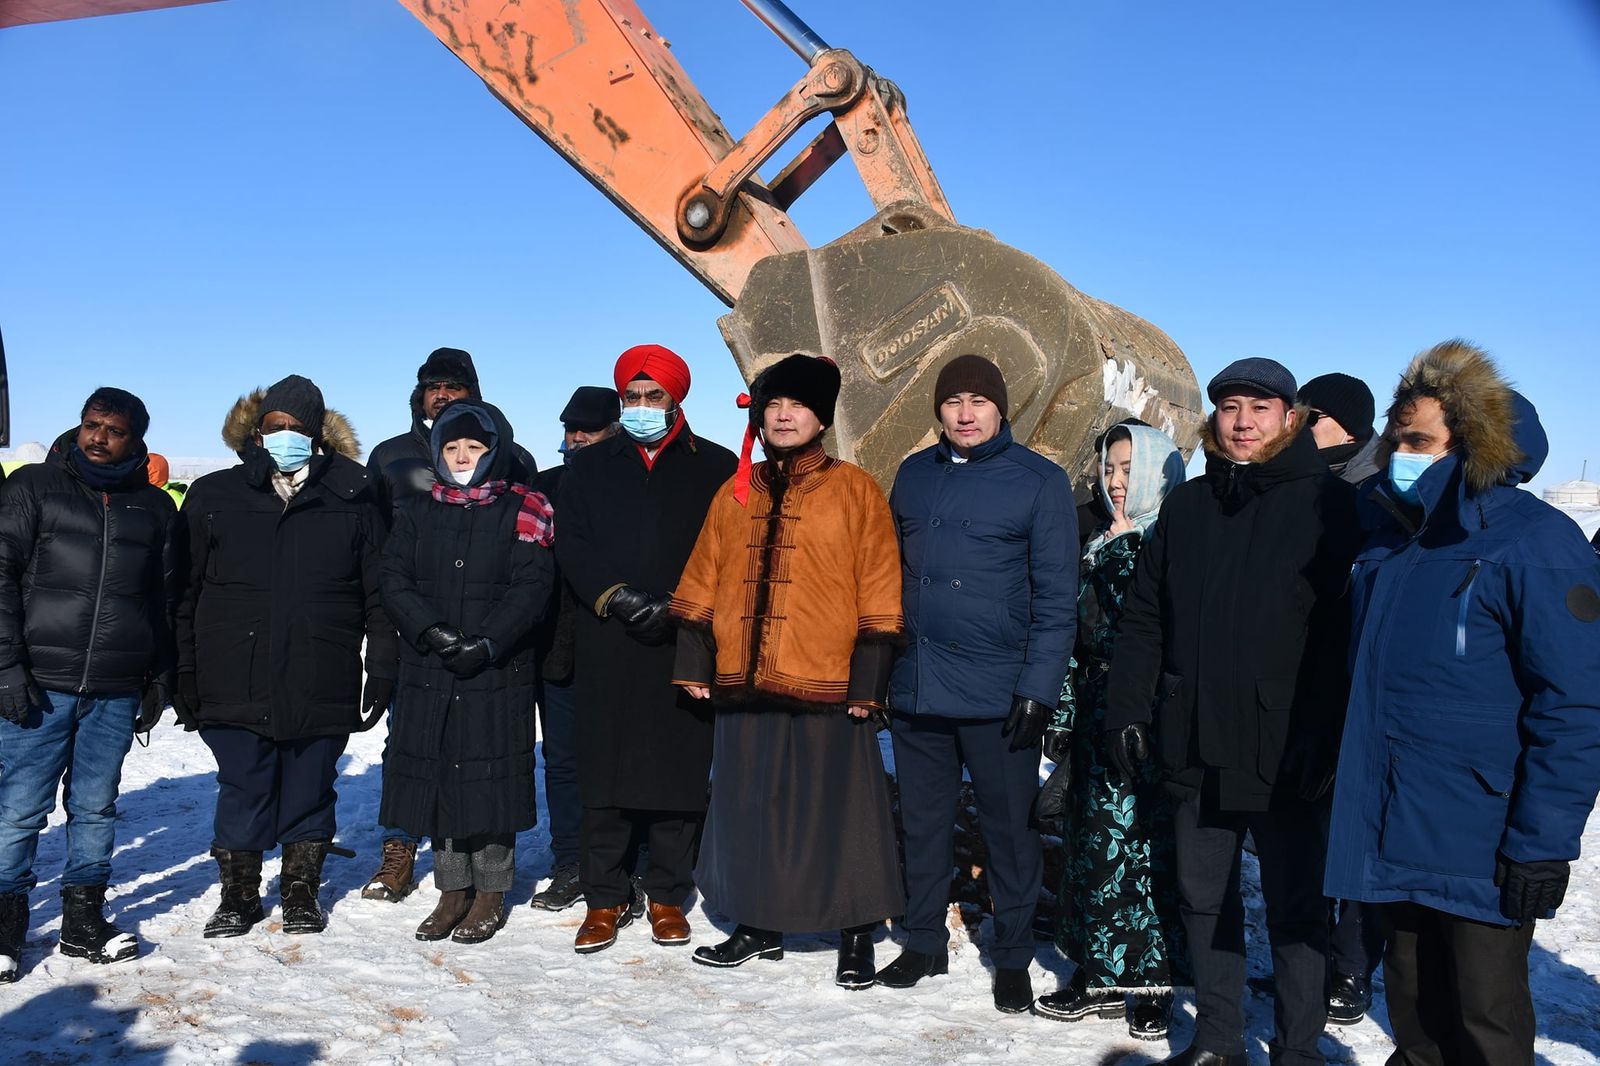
[0,429,179,694]
[176,393,397,740]
[378,400,555,839]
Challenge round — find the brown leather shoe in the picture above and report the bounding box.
[646,900,691,946]
[574,904,633,954]
[415,889,472,941]
[451,891,505,944]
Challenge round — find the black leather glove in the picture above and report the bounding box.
[0,664,45,726]
[361,675,395,728]
[1496,854,1570,922]
[420,623,466,658]
[1043,727,1070,764]
[443,636,495,678]
[1280,734,1337,802]
[136,678,169,734]
[609,587,673,643]
[172,671,201,730]
[1001,695,1051,752]
[605,585,654,622]
[1033,759,1071,823]
[1105,722,1149,784]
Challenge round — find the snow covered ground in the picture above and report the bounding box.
[3,725,1598,1065]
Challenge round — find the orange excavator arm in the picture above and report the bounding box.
[6,0,1202,487]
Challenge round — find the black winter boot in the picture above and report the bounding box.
[279,840,352,934]
[876,947,949,989]
[691,925,783,967]
[58,885,139,964]
[204,848,265,939]
[835,925,876,990]
[0,892,26,982]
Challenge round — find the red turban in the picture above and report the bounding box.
[613,344,691,404]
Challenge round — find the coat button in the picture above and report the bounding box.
[951,579,961,589]
[455,559,464,568]
[931,517,942,527]
[961,519,971,528]
[918,637,928,646]
[921,577,931,586]
[948,641,959,651]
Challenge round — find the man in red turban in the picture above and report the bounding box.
[611,344,693,468]
[556,344,737,955]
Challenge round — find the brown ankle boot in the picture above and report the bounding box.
[415,889,472,942]
[362,839,417,902]
[574,904,633,954]
[451,891,506,944]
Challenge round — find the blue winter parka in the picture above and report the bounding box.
[888,423,1078,719]
[1325,394,1600,925]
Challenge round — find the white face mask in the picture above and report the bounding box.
[450,468,475,486]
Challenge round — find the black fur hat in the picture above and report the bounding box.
[416,347,479,389]
[748,354,840,429]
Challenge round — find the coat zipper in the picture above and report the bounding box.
[1453,560,1481,658]
[78,492,112,694]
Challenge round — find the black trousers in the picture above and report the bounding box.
[1172,783,1328,1065]
[1330,897,1386,980]
[890,713,1042,970]
[579,805,699,909]
[1382,901,1535,1066]
[201,727,348,852]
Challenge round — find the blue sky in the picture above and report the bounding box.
[3,0,1597,489]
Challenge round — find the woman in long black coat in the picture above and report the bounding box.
[379,399,554,944]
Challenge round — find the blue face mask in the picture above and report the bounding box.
[1388,450,1443,504]
[619,406,671,444]
[261,430,314,472]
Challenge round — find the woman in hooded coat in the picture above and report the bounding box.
[1032,422,1192,1039]
[378,399,554,944]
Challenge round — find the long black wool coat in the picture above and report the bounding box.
[555,425,736,811]
[378,401,555,840]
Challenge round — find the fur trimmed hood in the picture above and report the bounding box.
[1200,403,1311,466]
[222,387,362,459]
[1378,340,1539,494]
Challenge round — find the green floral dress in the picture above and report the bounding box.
[1046,530,1190,990]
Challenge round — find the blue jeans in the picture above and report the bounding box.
[0,689,139,895]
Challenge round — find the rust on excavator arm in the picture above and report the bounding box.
[0,0,220,29]
[5,0,1204,488]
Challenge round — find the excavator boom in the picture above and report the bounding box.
[5,0,1203,486]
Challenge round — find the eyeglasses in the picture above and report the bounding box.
[1306,409,1326,426]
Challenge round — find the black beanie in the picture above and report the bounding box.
[748,354,840,429]
[1298,372,1376,441]
[436,407,495,447]
[416,347,479,389]
[258,375,326,439]
[933,354,1008,418]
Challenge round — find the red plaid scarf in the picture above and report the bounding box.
[431,480,555,546]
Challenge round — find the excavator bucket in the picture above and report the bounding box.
[719,204,1204,492]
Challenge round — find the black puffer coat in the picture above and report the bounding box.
[1104,415,1362,811]
[176,392,397,740]
[556,424,736,811]
[0,430,179,694]
[378,401,555,839]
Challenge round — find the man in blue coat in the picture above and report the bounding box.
[878,354,1077,1013]
[1327,340,1600,1066]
